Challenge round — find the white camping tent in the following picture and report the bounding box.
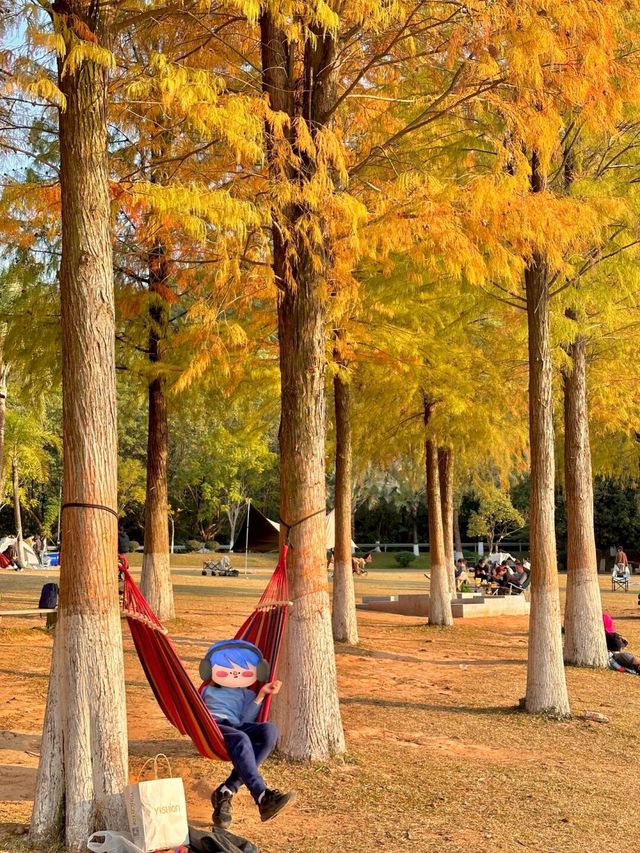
[325,509,356,552]
[0,536,40,567]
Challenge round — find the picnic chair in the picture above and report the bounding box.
[489,572,530,596]
[611,569,629,592]
[506,572,530,595]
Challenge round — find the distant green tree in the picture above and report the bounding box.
[593,477,640,552]
[467,488,525,554]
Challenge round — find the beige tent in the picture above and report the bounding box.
[325,509,356,552]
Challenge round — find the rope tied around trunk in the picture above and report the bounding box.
[61,502,119,519]
[279,506,326,546]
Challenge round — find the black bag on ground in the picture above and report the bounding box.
[189,825,260,853]
[38,582,59,610]
[606,631,628,652]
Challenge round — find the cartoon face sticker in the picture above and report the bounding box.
[206,641,262,688]
[211,661,258,688]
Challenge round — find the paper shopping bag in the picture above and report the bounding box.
[124,754,189,853]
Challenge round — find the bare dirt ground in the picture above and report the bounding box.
[1,556,639,853]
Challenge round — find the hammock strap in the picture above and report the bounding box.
[279,507,326,545]
[61,502,119,519]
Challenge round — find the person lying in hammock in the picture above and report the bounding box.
[199,639,297,829]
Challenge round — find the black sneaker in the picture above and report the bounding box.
[211,786,233,829]
[258,788,297,823]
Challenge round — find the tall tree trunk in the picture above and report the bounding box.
[562,333,607,667]
[12,452,24,566]
[274,273,345,759]
[438,447,456,597]
[411,505,419,555]
[424,399,453,626]
[0,362,7,501]
[332,358,358,644]
[31,6,128,850]
[453,506,463,559]
[524,158,570,715]
[141,242,174,620]
[261,12,344,760]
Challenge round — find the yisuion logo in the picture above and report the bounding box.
[153,803,182,815]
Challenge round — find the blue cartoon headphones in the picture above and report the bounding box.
[199,639,271,683]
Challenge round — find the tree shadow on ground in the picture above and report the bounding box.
[170,584,256,600]
[170,635,219,648]
[335,646,525,667]
[335,646,423,663]
[429,657,525,667]
[0,765,37,801]
[0,732,41,752]
[0,669,48,681]
[128,739,200,759]
[340,696,517,715]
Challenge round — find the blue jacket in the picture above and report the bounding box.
[201,685,260,726]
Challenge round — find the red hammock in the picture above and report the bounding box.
[121,548,290,761]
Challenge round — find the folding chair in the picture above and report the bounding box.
[612,571,629,592]
[506,572,531,595]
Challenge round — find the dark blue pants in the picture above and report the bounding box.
[218,721,279,801]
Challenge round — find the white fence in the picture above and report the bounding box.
[356,541,530,554]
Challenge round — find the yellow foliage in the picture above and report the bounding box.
[62,42,115,77]
[124,181,260,245]
[6,0,640,493]
[21,76,66,109]
[26,27,65,57]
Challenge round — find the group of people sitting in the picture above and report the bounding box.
[455,556,530,594]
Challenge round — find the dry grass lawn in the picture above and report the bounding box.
[0,554,639,853]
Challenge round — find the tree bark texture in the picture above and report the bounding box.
[438,447,456,597]
[0,362,7,501]
[453,507,463,560]
[562,334,607,667]
[411,505,419,555]
[31,6,128,850]
[12,453,25,566]
[332,363,358,644]
[260,12,345,760]
[425,426,453,625]
[524,238,570,716]
[141,242,174,620]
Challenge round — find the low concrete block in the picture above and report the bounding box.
[362,595,399,603]
[358,593,530,619]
